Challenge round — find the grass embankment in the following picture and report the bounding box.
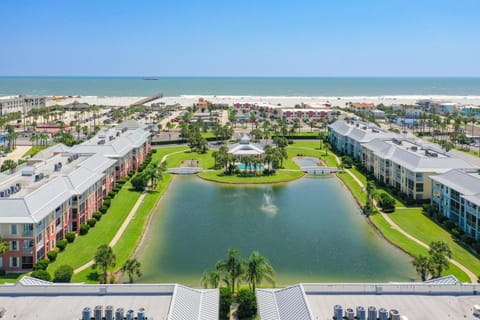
[21,146,47,158]
[198,170,304,184]
[47,181,142,272]
[389,208,480,279]
[49,147,183,282]
[336,162,475,281]
[369,214,470,282]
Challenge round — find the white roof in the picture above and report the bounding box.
[256,285,313,320]
[167,285,219,320]
[228,136,265,156]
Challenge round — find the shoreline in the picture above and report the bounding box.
[45,94,480,108]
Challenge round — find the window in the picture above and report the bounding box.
[10,240,18,251]
[10,224,17,235]
[416,183,424,192]
[51,240,55,249]
[0,257,3,268]
[10,257,18,268]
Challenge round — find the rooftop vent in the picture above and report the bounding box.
[425,149,438,157]
[34,173,44,182]
[97,139,105,145]
[392,138,402,145]
[109,135,114,141]
[411,146,418,152]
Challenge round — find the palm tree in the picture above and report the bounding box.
[429,241,452,278]
[200,269,220,289]
[412,255,432,281]
[216,248,244,295]
[92,244,116,284]
[121,258,142,283]
[244,251,275,292]
[143,163,163,190]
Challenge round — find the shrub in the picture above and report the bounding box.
[99,205,108,214]
[219,287,233,319]
[444,220,456,231]
[131,173,147,191]
[56,239,68,251]
[47,249,59,262]
[113,186,121,193]
[87,218,97,228]
[379,193,396,213]
[66,231,76,243]
[93,211,102,221]
[0,269,5,276]
[79,224,90,235]
[54,265,73,283]
[34,259,50,271]
[150,149,157,154]
[103,198,111,207]
[235,288,257,319]
[31,269,51,282]
[108,191,116,198]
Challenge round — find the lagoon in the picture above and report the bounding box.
[136,175,416,286]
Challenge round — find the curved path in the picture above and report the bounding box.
[74,149,186,274]
[333,154,477,282]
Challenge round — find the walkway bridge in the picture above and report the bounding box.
[300,166,338,175]
[167,167,203,175]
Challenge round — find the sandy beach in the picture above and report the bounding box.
[47,95,480,108]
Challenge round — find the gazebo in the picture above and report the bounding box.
[227,135,265,160]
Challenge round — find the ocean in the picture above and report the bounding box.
[1,77,480,97]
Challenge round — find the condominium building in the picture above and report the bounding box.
[328,120,399,161]
[0,95,46,115]
[361,138,472,199]
[431,169,480,239]
[328,120,474,200]
[0,121,151,272]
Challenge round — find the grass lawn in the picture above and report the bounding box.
[47,182,142,273]
[349,167,367,186]
[198,170,304,184]
[0,273,23,284]
[369,213,470,282]
[152,147,215,169]
[389,208,480,277]
[337,171,366,206]
[21,146,47,158]
[72,174,174,283]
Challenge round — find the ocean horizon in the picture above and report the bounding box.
[1,76,480,97]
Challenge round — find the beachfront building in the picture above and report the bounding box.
[350,102,375,115]
[465,124,480,145]
[431,169,480,239]
[459,106,480,119]
[256,280,480,320]
[228,135,265,160]
[0,96,46,115]
[280,108,332,124]
[0,121,151,272]
[361,138,472,199]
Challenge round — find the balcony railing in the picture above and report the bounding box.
[22,230,33,237]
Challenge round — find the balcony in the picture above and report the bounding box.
[22,230,33,237]
[23,247,33,254]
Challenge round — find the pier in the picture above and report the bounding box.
[130,92,164,106]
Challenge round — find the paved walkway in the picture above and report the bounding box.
[74,149,185,274]
[334,154,478,282]
[74,192,147,274]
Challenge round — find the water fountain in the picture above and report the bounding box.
[261,187,278,215]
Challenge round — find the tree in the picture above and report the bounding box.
[131,173,148,191]
[121,258,142,283]
[92,244,116,284]
[0,236,8,254]
[143,162,163,190]
[216,248,244,295]
[54,265,73,283]
[378,193,396,213]
[429,241,452,278]
[1,159,17,172]
[201,269,220,289]
[244,251,275,292]
[412,255,433,281]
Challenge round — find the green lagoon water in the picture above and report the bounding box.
[136,175,416,286]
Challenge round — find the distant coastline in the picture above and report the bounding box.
[2,76,480,97]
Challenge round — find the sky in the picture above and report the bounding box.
[1,0,479,77]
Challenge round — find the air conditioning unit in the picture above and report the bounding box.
[94,305,102,320]
[356,306,366,320]
[115,308,124,320]
[105,305,114,320]
[82,307,91,320]
[0,191,5,198]
[389,309,401,320]
[345,308,354,320]
[333,305,343,319]
[368,306,377,320]
[137,308,146,320]
[126,309,135,320]
[378,308,388,320]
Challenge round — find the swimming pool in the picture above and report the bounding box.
[237,164,265,170]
